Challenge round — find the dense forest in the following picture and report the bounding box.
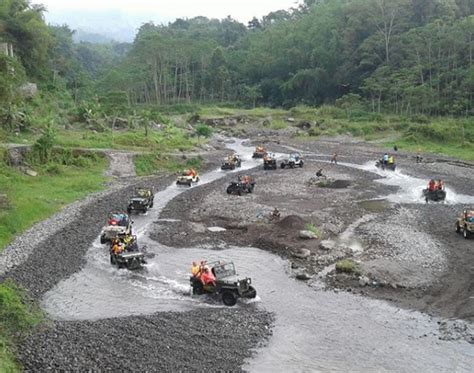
[0,0,473,132]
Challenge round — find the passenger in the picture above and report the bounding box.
[388,156,394,164]
[383,153,389,165]
[428,179,436,192]
[200,267,216,286]
[437,179,444,191]
[191,261,201,278]
[331,153,338,164]
[111,241,123,255]
[316,169,323,177]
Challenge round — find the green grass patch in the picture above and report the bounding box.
[335,259,360,275]
[304,223,321,237]
[0,280,43,373]
[7,126,199,153]
[134,154,203,176]
[0,155,107,251]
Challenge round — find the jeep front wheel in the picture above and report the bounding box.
[464,227,470,239]
[222,291,237,306]
[192,282,204,295]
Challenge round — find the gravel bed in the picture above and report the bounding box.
[18,309,273,372]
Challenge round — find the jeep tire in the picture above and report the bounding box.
[222,291,237,306]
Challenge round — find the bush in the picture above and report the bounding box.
[195,123,213,138]
[335,259,360,274]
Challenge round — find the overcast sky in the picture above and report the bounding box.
[36,0,302,23]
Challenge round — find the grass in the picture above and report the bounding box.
[0,280,43,372]
[304,223,321,237]
[134,154,203,176]
[0,153,107,251]
[6,126,199,153]
[335,259,360,275]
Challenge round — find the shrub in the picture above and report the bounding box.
[195,123,213,138]
[335,259,360,274]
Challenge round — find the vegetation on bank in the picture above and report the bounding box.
[134,154,203,176]
[0,150,107,251]
[0,280,43,373]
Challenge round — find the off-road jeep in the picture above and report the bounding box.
[281,153,304,169]
[190,261,257,306]
[100,212,133,244]
[252,145,266,159]
[127,187,154,214]
[221,154,242,170]
[176,170,200,187]
[263,152,277,170]
[455,208,474,239]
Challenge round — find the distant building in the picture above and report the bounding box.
[0,42,14,57]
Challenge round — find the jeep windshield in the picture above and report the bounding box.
[212,262,236,279]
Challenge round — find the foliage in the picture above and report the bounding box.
[304,223,321,237]
[134,154,203,176]
[32,122,56,164]
[195,123,213,138]
[335,259,360,274]
[0,280,43,373]
[0,154,107,251]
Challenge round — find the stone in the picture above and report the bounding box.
[296,271,312,281]
[18,82,38,98]
[319,240,335,251]
[358,276,370,287]
[293,248,311,259]
[299,230,317,239]
[286,117,295,123]
[24,168,38,177]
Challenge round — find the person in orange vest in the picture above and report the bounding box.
[111,240,123,255]
[201,267,216,287]
[191,261,201,278]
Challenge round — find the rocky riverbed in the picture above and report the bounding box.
[1,134,473,371]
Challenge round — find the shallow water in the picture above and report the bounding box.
[42,140,474,372]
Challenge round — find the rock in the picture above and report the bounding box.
[293,248,311,259]
[18,82,38,98]
[358,276,370,287]
[296,120,312,130]
[296,271,312,281]
[24,168,38,177]
[286,117,295,123]
[299,230,317,239]
[207,226,227,233]
[319,240,335,251]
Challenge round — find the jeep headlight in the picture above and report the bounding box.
[237,281,240,287]
[247,279,251,284]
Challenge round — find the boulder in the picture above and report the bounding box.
[24,168,38,177]
[358,276,370,287]
[299,230,317,239]
[296,120,312,130]
[293,248,311,259]
[319,240,335,251]
[296,271,313,281]
[18,83,38,98]
[286,117,295,123]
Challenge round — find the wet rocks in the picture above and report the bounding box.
[293,248,311,259]
[296,271,313,281]
[358,276,370,287]
[319,240,335,251]
[299,230,317,239]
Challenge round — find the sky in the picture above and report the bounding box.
[36,0,302,23]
